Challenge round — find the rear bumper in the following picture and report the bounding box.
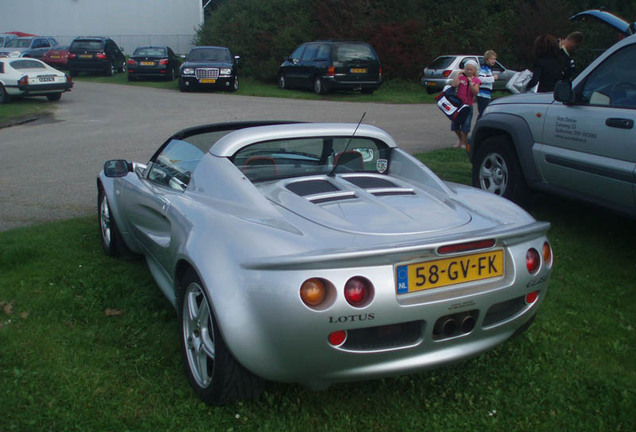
[10,81,73,95]
[68,59,110,72]
[128,66,170,78]
[323,77,382,91]
[420,77,452,92]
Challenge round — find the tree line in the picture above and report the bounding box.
[197,0,635,82]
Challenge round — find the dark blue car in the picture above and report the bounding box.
[178,46,239,92]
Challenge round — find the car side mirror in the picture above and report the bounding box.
[104,160,132,177]
[554,80,574,104]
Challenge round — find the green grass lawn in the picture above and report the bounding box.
[0,149,633,431]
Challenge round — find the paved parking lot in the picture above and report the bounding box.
[0,81,454,231]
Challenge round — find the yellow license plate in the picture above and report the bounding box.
[396,250,504,295]
[80,54,92,58]
[200,78,216,83]
[426,81,437,87]
[140,61,154,66]
[350,68,367,73]
[50,55,61,59]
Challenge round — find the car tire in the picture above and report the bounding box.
[0,85,9,104]
[98,186,131,257]
[118,60,126,73]
[167,67,175,81]
[313,76,325,95]
[46,93,62,101]
[278,74,287,90]
[178,77,188,92]
[106,62,115,77]
[178,269,264,405]
[229,76,238,92]
[472,136,528,204]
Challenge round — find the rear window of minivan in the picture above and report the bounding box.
[334,44,377,62]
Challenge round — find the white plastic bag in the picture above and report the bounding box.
[506,69,537,94]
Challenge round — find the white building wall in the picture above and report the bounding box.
[0,0,203,54]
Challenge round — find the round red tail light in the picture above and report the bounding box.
[525,291,539,304]
[526,248,540,274]
[328,330,347,346]
[344,277,371,307]
[300,278,327,307]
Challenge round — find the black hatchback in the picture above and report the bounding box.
[67,37,126,77]
[278,40,382,95]
[127,46,180,81]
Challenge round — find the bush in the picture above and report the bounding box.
[197,0,313,82]
[198,0,636,82]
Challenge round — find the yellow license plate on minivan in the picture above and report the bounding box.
[396,250,504,294]
[350,68,367,73]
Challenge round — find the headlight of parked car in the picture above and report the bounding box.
[220,68,232,76]
[182,67,194,75]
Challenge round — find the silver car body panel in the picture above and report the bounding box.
[98,122,551,388]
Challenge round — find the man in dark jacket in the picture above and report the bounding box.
[560,31,584,80]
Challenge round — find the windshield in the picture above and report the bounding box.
[71,40,103,51]
[133,47,167,57]
[5,38,31,48]
[231,136,391,182]
[10,59,46,69]
[188,48,231,62]
[427,56,455,69]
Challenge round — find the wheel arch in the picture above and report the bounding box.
[470,113,541,185]
[96,176,139,254]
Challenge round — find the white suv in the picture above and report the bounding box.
[469,33,636,217]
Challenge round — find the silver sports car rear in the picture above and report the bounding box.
[97,121,552,405]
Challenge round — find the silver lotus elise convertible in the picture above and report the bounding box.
[97,121,552,405]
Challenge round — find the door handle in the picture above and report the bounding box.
[605,118,634,129]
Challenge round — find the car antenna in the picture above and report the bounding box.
[328,112,366,177]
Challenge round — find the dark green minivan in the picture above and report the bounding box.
[277,40,382,95]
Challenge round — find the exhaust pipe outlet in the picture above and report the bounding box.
[433,309,479,340]
[441,318,458,336]
[460,315,476,333]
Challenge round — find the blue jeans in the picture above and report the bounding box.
[477,96,491,119]
[450,106,473,133]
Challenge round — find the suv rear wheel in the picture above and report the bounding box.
[313,76,325,95]
[105,62,115,77]
[472,136,528,204]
